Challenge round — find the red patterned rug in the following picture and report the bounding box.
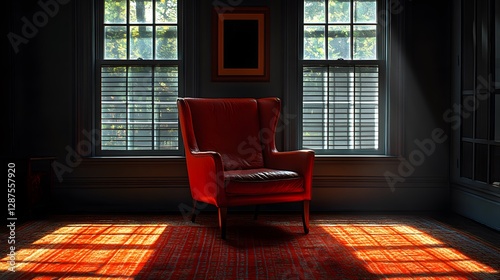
[0,213,499,279]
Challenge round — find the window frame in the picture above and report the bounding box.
[298,0,388,155]
[456,0,500,188]
[94,0,184,156]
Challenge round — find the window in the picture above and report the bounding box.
[459,0,500,187]
[97,0,181,154]
[301,0,385,154]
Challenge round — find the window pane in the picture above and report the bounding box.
[475,94,489,140]
[329,0,350,23]
[154,67,179,150]
[303,67,328,149]
[156,26,177,59]
[354,66,379,149]
[130,26,153,59]
[475,143,488,182]
[353,25,376,59]
[101,66,127,150]
[156,0,177,23]
[304,0,326,23]
[328,25,350,60]
[129,123,153,149]
[462,0,475,90]
[461,95,474,138]
[128,67,153,150]
[105,0,127,23]
[101,66,179,150]
[304,26,326,60]
[105,26,127,60]
[328,66,354,149]
[354,0,376,23]
[461,141,473,179]
[130,0,153,23]
[495,95,500,140]
[302,65,379,151]
[491,146,500,183]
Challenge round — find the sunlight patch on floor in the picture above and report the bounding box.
[323,224,498,278]
[0,223,168,278]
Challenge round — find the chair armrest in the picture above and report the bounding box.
[266,150,315,198]
[185,150,226,206]
[266,150,315,175]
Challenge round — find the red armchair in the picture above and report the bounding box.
[177,97,315,239]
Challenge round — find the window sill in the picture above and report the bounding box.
[314,154,399,163]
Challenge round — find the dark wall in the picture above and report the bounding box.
[197,0,284,99]
[402,1,451,176]
[7,0,75,220]
[8,0,74,159]
[7,0,454,216]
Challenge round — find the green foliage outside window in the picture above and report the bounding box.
[104,0,178,60]
[304,0,377,60]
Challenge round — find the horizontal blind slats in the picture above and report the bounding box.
[101,66,179,151]
[303,65,379,151]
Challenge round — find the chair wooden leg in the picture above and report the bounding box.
[191,200,198,223]
[302,200,310,234]
[218,207,227,240]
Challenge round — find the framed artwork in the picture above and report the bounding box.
[212,7,270,82]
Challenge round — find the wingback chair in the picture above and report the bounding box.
[177,97,315,239]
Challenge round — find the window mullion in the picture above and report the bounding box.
[325,0,329,60]
[350,0,354,60]
[127,0,130,61]
[153,0,156,60]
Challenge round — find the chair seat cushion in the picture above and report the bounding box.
[225,168,304,196]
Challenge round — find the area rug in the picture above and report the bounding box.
[0,213,499,279]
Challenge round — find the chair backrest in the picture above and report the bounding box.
[178,97,280,171]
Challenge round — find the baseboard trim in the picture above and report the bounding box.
[451,187,500,231]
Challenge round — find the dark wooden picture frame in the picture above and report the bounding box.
[212,7,270,82]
